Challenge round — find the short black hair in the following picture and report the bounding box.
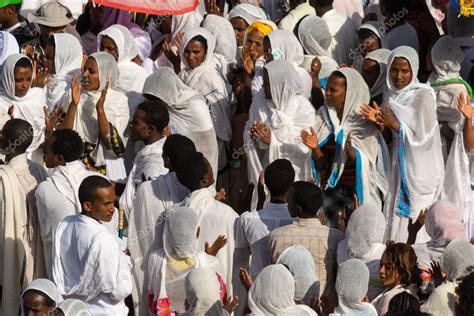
[15,57,33,71]
[289,181,323,217]
[457,268,474,316]
[136,101,170,132]
[50,129,84,163]
[264,159,295,197]
[78,176,112,205]
[386,292,422,316]
[162,134,196,165]
[2,119,33,154]
[175,151,207,192]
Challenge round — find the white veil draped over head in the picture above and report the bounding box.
[0,31,19,65]
[364,48,391,99]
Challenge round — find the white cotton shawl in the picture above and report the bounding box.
[0,54,46,159]
[276,245,320,305]
[21,278,64,304]
[353,21,389,70]
[267,30,312,98]
[202,15,237,66]
[45,33,82,110]
[364,49,391,99]
[227,3,265,25]
[248,264,318,316]
[244,60,315,207]
[297,15,339,84]
[142,68,218,177]
[57,299,91,316]
[383,46,444,219]
[331,259,378,316]
[0,31,19,65]
[172,11,203,43]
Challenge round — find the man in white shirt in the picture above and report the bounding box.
[309,0,358,65]
[36,129,100,279]
[235,159,295,279]
[278,0,315,33]
[0,119,48,315]
[53,175,133,315]
[120,100,170,218]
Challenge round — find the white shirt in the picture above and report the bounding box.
[321,9,358,65]
[236,202,293,277]
[53,214,133,316]
[278,3,315,32]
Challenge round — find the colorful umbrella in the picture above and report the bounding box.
[93,0,199,15]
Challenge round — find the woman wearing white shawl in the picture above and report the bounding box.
[227,3,265,50]
[352,21,389,71]
[412,200,466,269]
[331,259,378,316]
[45,33,83,110]
[60,52,130,181]
[421,239,474,316]
[276,245,320,306]
[98,24,148,114]
[428,36,473,232]
[301,68,381,211]
[361,49,391,105]
[0,54,46,161]
[244,60,315,206]
[178,28,233,172]
[142,68,218,178]
[0,31,19,65]
[263,29,312,98]
[248,264,318,315]
[337,204,386,301]
[379,46,444,243]
[297,15,338,90]
[147,207,224,314]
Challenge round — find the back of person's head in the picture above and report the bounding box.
[380,0,409,17]
[311,0,333,8]
[136,101,170,133]
[386,292,424,316]
[264,159,295,197]
[383,241,420,286]
[1,118,33,155]
[457,268,474,316]
[162,134,196,168]
[78,175,112,205]
[288,181,323,218]
[50,129,84,163]
[175,151,208,192]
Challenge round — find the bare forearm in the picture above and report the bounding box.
[463,117,474,151]
[97,109,111,149]
[60,103,77,129]
[241,74,253,113]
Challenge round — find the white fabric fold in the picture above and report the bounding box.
[0,31,19,65]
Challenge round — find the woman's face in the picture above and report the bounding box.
[325,74,346,112]
[379,252,400,288]
[100,36,119,61]
[82,58,100,91]
[358,35,381,57]
[263,36,272,63]
[230,17,248,47]
[183,40,207,70]
[361,59,380,89]
[244,30,265,60]
[389,57,413,90]
[22,291,55,316]
[14,66,33,97]
[44,43,55,75]
[262,69,271,100]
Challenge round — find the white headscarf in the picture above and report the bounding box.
[45,33,83,110]
[276,245,320,305]
[331,259,378,316]
[0,31,19,65]
[364,48,391,99]
[172,11,203,43]
[202,15,237,65]
[227,3,265,25]
[430,35,466,81]
[182,267,227,316]
[22,278,64,305]
[57,299,91,316]
[130,27,154,74]
[441,239,474,282]
[248,264,318,315]
[359,21,389,49]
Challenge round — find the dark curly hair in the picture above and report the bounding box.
[383,241,421,286]
[456,267,474,316]
[175,151,207,192]
[162,134,196,167]
[264,159,295,197]
[51,129,84,163]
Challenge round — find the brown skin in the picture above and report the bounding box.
[14,66,33,98]
[361,58,380,89]
[244,30,264,61]
[100,36,119,61]
[262,69,271,100]
[159,16,172,35]
[325,74,347,121]
[379,252,400,288]
[22,291,56,316]
[82,186,116,222]
[0,5,19,29]
[82,58,100,91]
[39,25,65,49]
[43,135,65,169]
[183,40,206,70]
[358,36,381,58]
[44,44,55,75]
[201,158,215,188]
[389,57,413,90]
[263,36,272,63]
[129,109,165,145]
[230,17,249,47]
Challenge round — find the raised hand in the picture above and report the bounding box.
[457,91,472,121]
[205,235,228,257]
[376,107,399,131]
[32,66,50,88]
[215,188,226,201]
[241,46,255,76]
[71,74,81,106]
[96,82,109,111]
[44,106,64,136]
[206,0,222,16]
[361,101,381,124]
[250,121,271,144]
[430,261,443,288]
[223,295,239,314]
[407,208,428,244]
[301,127,319,149]
[239,268,253,291]
[310,57,322,78]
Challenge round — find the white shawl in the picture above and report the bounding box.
[227,3,265,25]
[353,21,389,70]
[202,15,237,66]
[45,33,82,110]
[364,49,391,99]
[0,31,19,65]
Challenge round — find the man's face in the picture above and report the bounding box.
[22,291,55,316]
[129,109,150,142]
[83,186,116,222]
[43,135,64,169]
[0,6,12,24]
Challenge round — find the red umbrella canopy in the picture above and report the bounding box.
[93,0,199,15]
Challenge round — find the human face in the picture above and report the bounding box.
[202,158,215,187]
[83,186,116,222]
[244,30,264,60]
[379,252,400,288]
[262,69,271,100]
[22,291,55,316]
[14,66,33,97]
[359,36,381,58]
[100,36,119,61]
[43,135,64,169]
[39,25,65,46]
[183,40,206,70]
[325,74,346,114]
[44,43,55,74]
[230,17,248,47]
[389,57,413,90]
[82,58,100,91]
[361,59,380,89]
[129,109,151,142]
[263,36,272,63]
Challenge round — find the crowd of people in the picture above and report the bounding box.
[0,0,473,315]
